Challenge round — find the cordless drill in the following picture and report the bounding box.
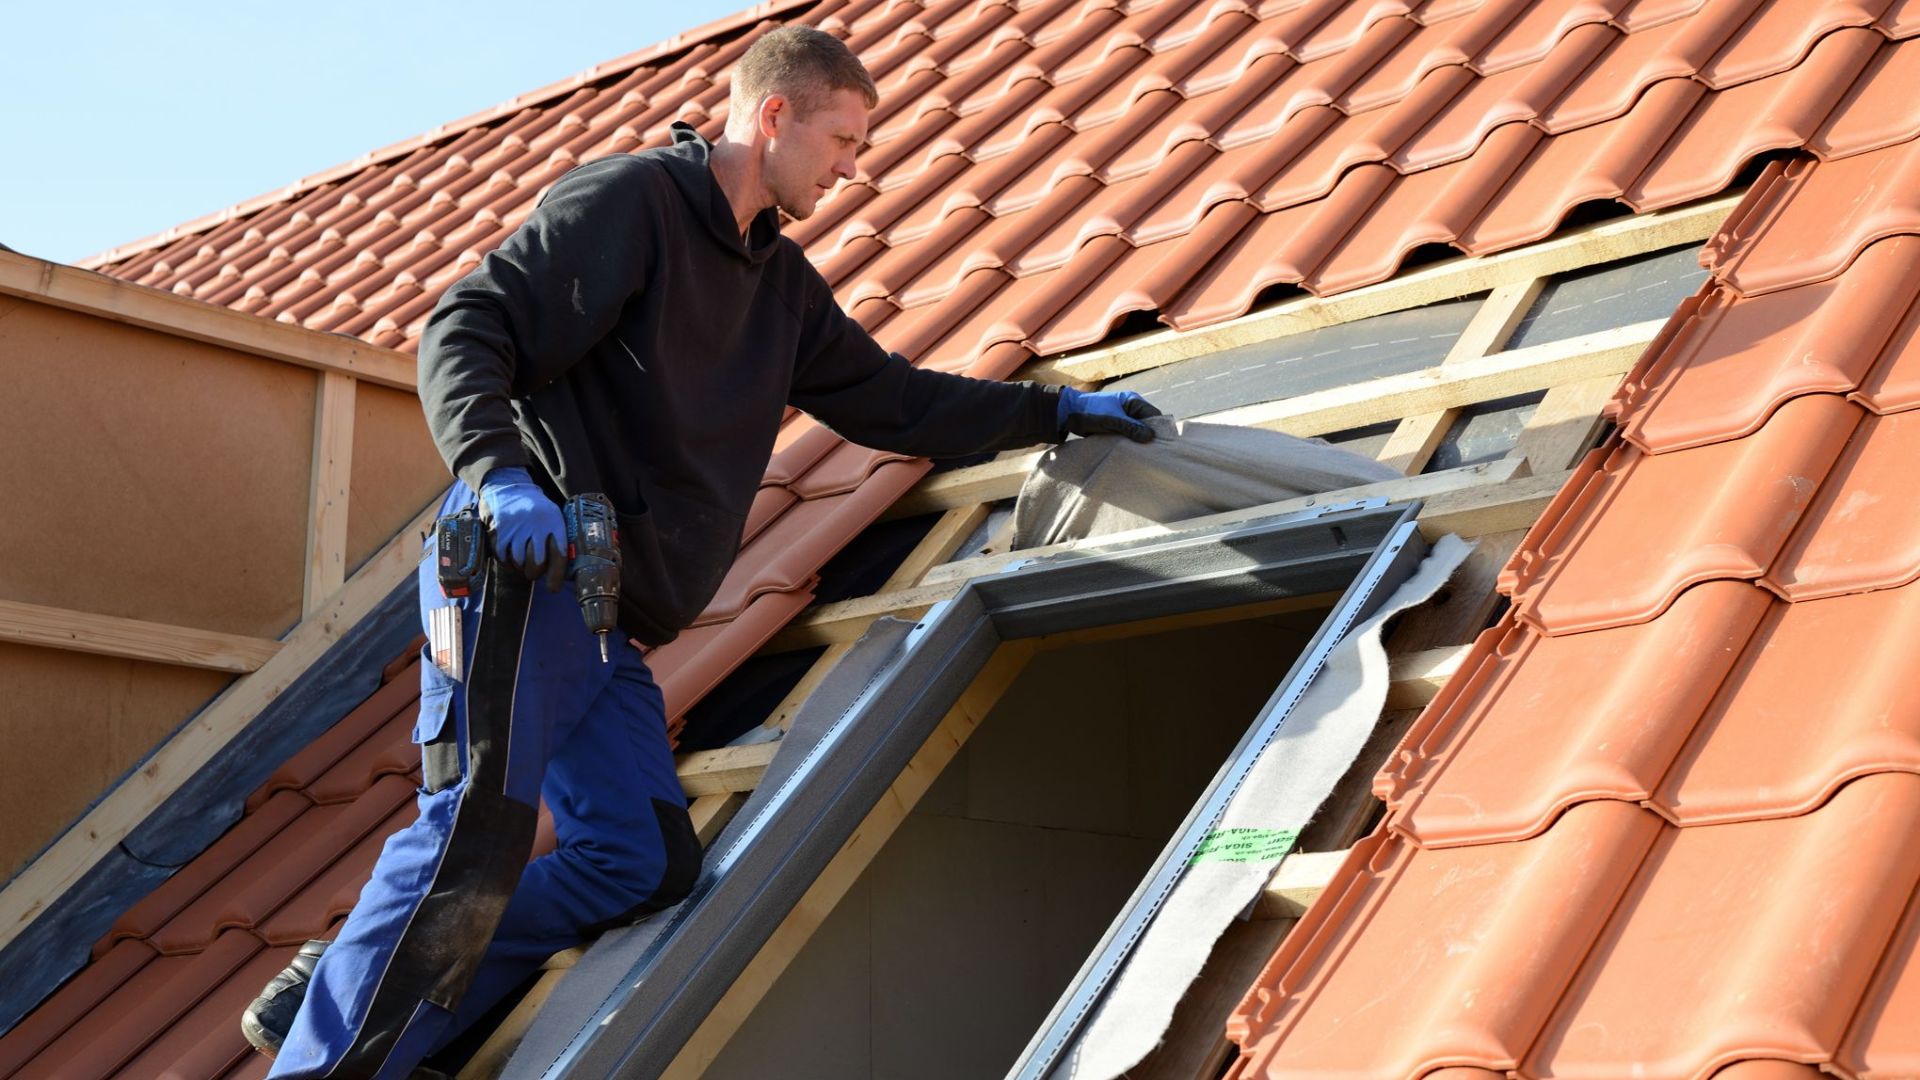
[435,493,621,662]
[563,492,622,663]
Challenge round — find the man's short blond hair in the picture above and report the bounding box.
[733,25,878,117]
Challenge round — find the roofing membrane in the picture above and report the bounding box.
[11,0,1920,1075]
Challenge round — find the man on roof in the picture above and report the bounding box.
[240,24,1159,1080]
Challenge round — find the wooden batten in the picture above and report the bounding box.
[305,372,359,615]
[1020,192,1735,385]
[0,600,281,674]
[893,319,1657,517]
[0,249,416,389]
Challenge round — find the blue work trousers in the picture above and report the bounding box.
[268,482,700,1079]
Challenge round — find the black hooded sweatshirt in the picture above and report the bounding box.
[417,123,1064,645]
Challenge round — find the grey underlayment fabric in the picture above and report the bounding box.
[1062,534,1473,1080]
[1010,416,1402,551]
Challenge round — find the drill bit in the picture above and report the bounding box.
[599,634,609,664]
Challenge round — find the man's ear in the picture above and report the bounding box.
[757,93,788,140]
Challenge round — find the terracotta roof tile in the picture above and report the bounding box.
[704,464,924,623]
[1850,265,1920,413]
[1766,409,1920,601]
[254,799,416,947]
[1459,77,1703,253]
[1224,801,1662,1078]
[144,776,417,956]
[1625,27,1883,209]
[108,940,300,1080]
[1378,580,1771,847]
[99,791,312,954]
[299,703,421,805]
[1612,239,1920,454]
[1501,392,1859,635]
[12,930,262,1079]
[1696,0,1885,88]
[1709,142,1920,296]
[243,658,420,810]
[0,939,157,1078]
[1524,775,1920,1080]
[1841,887,1920,1078]
[1815,36,1920,159]
[1308,121,1537,293]
[1472,0,1618,75]
[655,585,823,724]
[1654,582,1920,825]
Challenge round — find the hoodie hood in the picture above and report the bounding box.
[662,121,783,264]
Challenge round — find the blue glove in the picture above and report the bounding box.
[478,467,567,591]
[1057,387,1162,443]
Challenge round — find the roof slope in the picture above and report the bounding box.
[10,0,1920,1075]
[1228,149,1920,1077]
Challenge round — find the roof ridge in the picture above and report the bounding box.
[74,0,818,271]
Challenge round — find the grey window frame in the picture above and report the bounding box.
[518,497,1431,1080]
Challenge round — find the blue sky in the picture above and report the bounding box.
[3,1,751,264]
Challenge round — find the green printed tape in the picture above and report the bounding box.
[1189,827,1299,865]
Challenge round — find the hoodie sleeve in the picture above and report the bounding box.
[787,259,1065,458]
[416,156,660,493]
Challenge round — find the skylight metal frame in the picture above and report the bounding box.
[523,497,1427,1080]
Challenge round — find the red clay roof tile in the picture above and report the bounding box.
[1460,77,1704,253]
[1537,14,1686,133]
[255,798,417,947]
[1710,146,1920,296]
[1379,580,1770,846]
[1472,0,1619,75]
[13,930,262,1079]
[1225,801,1661,1078]
[99,791,312,954]
[1654,581,1920,825]
[1840,887,1920,1078]
[145,776,416,956]
[244,657,421,810]
[655,585,822,724]
[0,939,157,1078]
[1229,23,1920,1068]
[300,704,421,806]
[1308,122,1536,293]
[1502,392,1859,635]
[108,940,299,1080]
[1815,37,1920,159]
[1612,239,1920,454]
[1847,256,1920,414]
[1766,408,1920,601]
[1696,0,1886,88]
[1392,25,1606,169]
[1625,27,1882,209]
[1524,774,1920,1080]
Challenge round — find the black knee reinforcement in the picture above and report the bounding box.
[582,797,704,935]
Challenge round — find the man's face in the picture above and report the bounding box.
[761,87,869,220]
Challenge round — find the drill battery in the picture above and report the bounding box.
[435,506,487,599]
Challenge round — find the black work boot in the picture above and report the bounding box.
[240,938,329,1057]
